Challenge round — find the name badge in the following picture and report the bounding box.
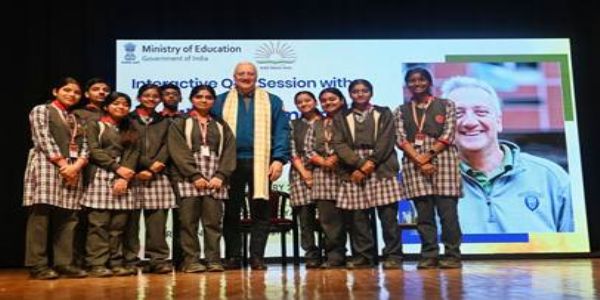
[414,133,425,147]
[69,143,79,159]
[201,145,211,157]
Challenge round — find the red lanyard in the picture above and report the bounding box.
[51,102,78,144]
[196,117,210,145]
[411,97,433,134]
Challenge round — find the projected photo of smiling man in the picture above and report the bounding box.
[442,76,574,234]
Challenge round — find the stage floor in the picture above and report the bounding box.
[0,259,598,299]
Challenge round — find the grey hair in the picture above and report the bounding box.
[440,76,502,114]
[233,61,257,76]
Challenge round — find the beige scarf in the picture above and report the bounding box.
[222,88,271,200]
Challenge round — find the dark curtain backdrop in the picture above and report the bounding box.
[8,0,597,267]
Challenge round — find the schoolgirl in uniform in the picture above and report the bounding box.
[305,87,348,269]
[168,85,236,272]
[289,91,321,268]
[81,92,139,277]
[23,77,88,279]
[331,79,404,269]
[395,67,462,269]
[125,84,176,274]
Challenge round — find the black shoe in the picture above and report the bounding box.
[249,257,268,271]
[140,264,152,273]
[125,265,138,275]
[382,259,403,270]
[206,263,225,272]
[346,257,374,269]
[417,258,438,269]
[152,263,173,274]
[180,262,206,273]
[88,266,113,277]
[125,259,142,267]
[320,260,346,269]
[111,266,136,276]
[74,257,86,269]
[223,258,242,270]
[54,265,87,278]
[305,259,321,269]
[30,266,59,280]
[438,258,462,269]
[124,262,142,273]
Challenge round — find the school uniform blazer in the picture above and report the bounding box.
[85,120,140,181]
[290,118,312,160]
[73,106,103,125]
[307,118,336,159]
[162,113,186,182]
[46,104,88,161]
[331,105,399,181]
[130,109,170,172]
[167,115,236,183]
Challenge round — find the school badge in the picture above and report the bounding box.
[522,192,541,211]
[435,114,445,124]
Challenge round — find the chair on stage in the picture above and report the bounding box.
[240,190,300,266]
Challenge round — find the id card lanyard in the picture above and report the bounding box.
[411,97,433,147]
[52,103,79,159]
[197,117,211,157]
[323,117,333,154]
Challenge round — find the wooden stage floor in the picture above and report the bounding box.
[0,259,598,299]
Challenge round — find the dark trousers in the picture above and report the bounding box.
[171,185,183,266]
[345,204,403,262]
[223,159,271,259]
[315,200,347,264]
[73,209,88,267]
[413,195,461,259]
[85,209,129,267]
[25,204,78,267]
[346,209,375,261]
[296,204,319,260]
[376,202,403,261]
[123,210,140,265]
[179,196,224,265]
[123,209,170,266]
